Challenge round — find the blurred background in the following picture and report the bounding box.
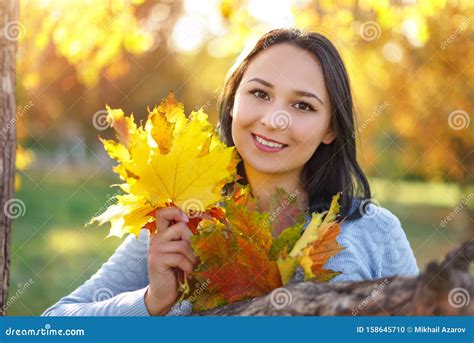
[6,0,473,315]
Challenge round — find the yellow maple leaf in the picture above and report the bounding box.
[277,193,344,284]
[89,92,240,238]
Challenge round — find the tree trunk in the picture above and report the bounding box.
[0,0,18,316]
[194,241,474,316]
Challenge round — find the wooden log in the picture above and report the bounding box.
[194,241,473,316]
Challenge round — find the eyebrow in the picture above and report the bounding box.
[246,77,324,105]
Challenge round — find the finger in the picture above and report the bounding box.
[154,253,194,274]
[150,222,194,251]
[155,207,189,233]
[162,222,194,242]
[156,241,199,266]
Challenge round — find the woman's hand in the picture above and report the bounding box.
[144,206,199,316]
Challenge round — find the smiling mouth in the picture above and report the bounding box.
[251,133,288,152]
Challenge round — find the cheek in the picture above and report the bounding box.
[232,97,258,129]
[289,119,324,149]
[231,103,253,147]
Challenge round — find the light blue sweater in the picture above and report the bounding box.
[42,203,419,316]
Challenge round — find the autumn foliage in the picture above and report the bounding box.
[188,184,345,311]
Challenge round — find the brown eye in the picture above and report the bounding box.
[294,101,315,112]
[249,89,269,100]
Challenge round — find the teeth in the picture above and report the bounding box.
[255,135,284,148]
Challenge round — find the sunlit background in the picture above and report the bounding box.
[7,0,473,315]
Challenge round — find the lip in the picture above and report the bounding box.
[252,133,287,145]
[252,133,288,153]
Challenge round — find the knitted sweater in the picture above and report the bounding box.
[42,203,419,316]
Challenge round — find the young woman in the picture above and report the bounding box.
[42,29,418,316]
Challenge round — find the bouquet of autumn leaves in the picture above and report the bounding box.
[89,92,345,312]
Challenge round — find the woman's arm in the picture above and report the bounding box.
[41,229,192,316]
[377,207,419,278]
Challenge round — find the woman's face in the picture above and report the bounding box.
[231,43,336,178]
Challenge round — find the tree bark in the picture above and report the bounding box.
[194,241,474,316]
[0,0,18,316]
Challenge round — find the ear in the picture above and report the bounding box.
[229,108,233,118]
[321,130,336,144]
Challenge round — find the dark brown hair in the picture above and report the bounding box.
[217,28,371,221]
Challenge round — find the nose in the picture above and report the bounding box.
[260,107,292,131]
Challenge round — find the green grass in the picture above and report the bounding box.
[7,170,123,315]
[6,171,470,315]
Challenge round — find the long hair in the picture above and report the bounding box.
[217,28,371,221]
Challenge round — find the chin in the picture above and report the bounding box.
[245,158,287,175]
